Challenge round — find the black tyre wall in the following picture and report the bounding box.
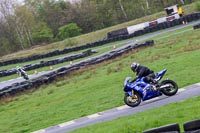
[143,123,180,133]
[0,41,154,98]
[183,119,200,131]
[107,28,128,38]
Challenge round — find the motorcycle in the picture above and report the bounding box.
[21,71,29,80]
[16,69,29,80]
[123,69,178,107]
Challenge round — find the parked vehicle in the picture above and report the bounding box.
[123,69,178,107]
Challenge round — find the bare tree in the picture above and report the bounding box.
[0,0,23,50]
[145,0,150,9]
[14,5,36,47]
[180,0,185,4]
[119,0,128,20]
[0,0,37,50]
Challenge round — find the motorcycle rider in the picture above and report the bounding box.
[130,62,158,91]
[16,66,26,77]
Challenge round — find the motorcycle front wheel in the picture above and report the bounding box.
[124,92,141,107]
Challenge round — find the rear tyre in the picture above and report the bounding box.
[124,92,141,107]
[160,80,178,96]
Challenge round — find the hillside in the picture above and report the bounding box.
[0,2,198,61]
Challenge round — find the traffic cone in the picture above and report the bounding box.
[34,70,38,74]
[50,65,53,70]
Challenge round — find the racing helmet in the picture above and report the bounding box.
[131,62,140,72]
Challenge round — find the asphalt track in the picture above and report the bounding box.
[32,83,200,133]
[1,20,200,133]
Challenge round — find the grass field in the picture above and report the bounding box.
[0,25,200,133]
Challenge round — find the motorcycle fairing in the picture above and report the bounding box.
[155,69,167,81]
[125,77,162,101]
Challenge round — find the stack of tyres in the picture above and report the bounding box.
[143,123,180,133]
[184,119,200,133]
[107,28,128,38]
[193,23,200,30]
[0,40,154,98]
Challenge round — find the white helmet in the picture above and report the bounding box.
[131,62,140,72]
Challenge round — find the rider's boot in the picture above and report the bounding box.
[151,80,160,91]
[152,79,161,86]
[151,85,157,92]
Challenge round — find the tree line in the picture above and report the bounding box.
[0,0,198,56]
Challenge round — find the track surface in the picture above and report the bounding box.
[32,83,200,133]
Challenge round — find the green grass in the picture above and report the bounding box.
[71,96,200,133]
[0,27,200,133]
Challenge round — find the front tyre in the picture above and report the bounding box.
[160,80,178,96]
[124,92,141,107]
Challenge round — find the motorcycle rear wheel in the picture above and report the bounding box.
[160,80,178,96]
[124,92,141,107]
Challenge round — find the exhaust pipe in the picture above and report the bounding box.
[159,84,171,89]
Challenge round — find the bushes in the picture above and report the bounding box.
[57,23,82,40]
[31,22,54,44]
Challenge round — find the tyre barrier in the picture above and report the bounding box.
[193,23,200,30]
[143,123,180,133]
[0,50,96,78]
[0,40,154,98]
[184,119,200,133]
[108,12,200,39]
[0,36,115,67]
[107,28,129,38]
[143,119,200,133]
[0,40,103,67]
[1,12,200,67]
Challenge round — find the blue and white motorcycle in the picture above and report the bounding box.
[123,69,178,107]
